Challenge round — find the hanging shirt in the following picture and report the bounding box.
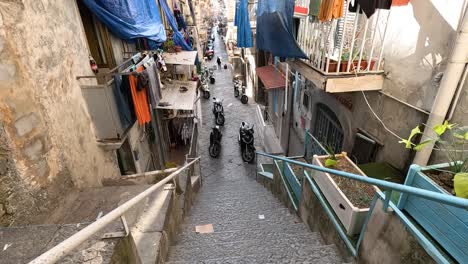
[349,0,392,18]
[318,0,345,22]
[129,67,151,125]
[310,0,322,17]
[113,75,135,130]
[146,62,163,107]
[392,0,410,6]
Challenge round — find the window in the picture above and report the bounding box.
[313,104,344,154]
[77,1,116,68]
[302,92,310,110]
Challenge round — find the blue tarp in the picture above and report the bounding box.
[234,0,241,26]
[81,0,166,43]
[256,0,307,59]
[235,0,253,48]
[159,0,192,51]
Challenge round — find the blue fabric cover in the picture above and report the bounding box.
[256,0,307,58]
[234,0,240,26]
[159,0,192,51]
[235,0,253,47]
[81,0,166,43]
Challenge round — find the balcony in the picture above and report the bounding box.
[295,1,391,93]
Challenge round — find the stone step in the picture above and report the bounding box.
[190,196,283,210]
[185,207,293,224]
[166,251,343,264]
[0,223,120,264]
[167,240,342,263]
[195,189,277,201]
[181,217,306,234]
[188,202,289,219]
[174,228,322,247]
[196,187,274,198]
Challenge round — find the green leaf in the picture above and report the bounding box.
[433,121,455,136]
[408,126,422,140]
[325,158,337,168]
[399,139,413,149]
[413,140,432,151]
[454,172,468,199]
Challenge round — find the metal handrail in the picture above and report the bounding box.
[30,157,201,264]
[256,152,468,210]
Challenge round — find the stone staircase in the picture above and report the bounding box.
[166,176,345,263]
[0,169,200,264]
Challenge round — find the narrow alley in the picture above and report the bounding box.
[166,31,343,263]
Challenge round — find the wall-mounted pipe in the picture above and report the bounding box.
[447,64,468,120]
[414,7,468,166]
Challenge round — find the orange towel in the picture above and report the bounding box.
[129,67,151,125]
[318,0,344,22]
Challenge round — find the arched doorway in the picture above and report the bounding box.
[313,103,344,154]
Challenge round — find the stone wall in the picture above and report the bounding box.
[358,199,436,264]
[0,0,119,225]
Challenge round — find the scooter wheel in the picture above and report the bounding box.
[241,95,248,104]
[203,91,210,99]
[242,147,255,163]
[215,114,225,126]
[209,142,221,158]
[234,89,239,97]
[210,77,215,84]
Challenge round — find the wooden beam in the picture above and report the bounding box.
[326,74,384,93]
[288,60,326,90]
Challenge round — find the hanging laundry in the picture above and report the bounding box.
[309,0,322,17]
[146,62,163,107]
[174,10,187,32]
[318,0,345,22]
[113,75,136,129]
[349,0,392,18]
[128,67,152,125]
[392,0,410,6]
[159,0,192,51]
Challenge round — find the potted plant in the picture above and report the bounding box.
[397,121,468,263]
[309,149,379,235]
[342,50,375,73]
[163,39,176,53]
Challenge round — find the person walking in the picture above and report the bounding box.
[216,56,222,69]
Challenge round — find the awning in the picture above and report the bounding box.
[157,80,197,110]
[256,65,286,89]
[163,51,198,65]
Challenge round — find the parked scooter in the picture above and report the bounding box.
[238,122,255,163]
[233,79,242,97]
[212,97,225,126]
[199,78,210,99]
[233,79,248,104]
[208,68,215,84]
[209,125,222,158]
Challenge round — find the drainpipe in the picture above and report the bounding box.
[413,8,468,166]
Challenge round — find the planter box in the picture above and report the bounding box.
[397,164,468,264]
[311,154,378,235]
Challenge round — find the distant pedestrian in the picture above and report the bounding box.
[217,56,222,69]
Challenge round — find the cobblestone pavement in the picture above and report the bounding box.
[167,33,343,263]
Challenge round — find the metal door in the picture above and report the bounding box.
[313,104,344,154]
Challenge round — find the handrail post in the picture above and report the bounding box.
[383,190,392,212]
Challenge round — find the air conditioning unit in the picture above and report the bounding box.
[351,131,381,164]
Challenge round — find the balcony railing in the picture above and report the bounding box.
[296,1,391,75]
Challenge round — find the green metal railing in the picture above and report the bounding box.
[256,131,466,263]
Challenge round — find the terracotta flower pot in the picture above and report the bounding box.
[175,45,182,52]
